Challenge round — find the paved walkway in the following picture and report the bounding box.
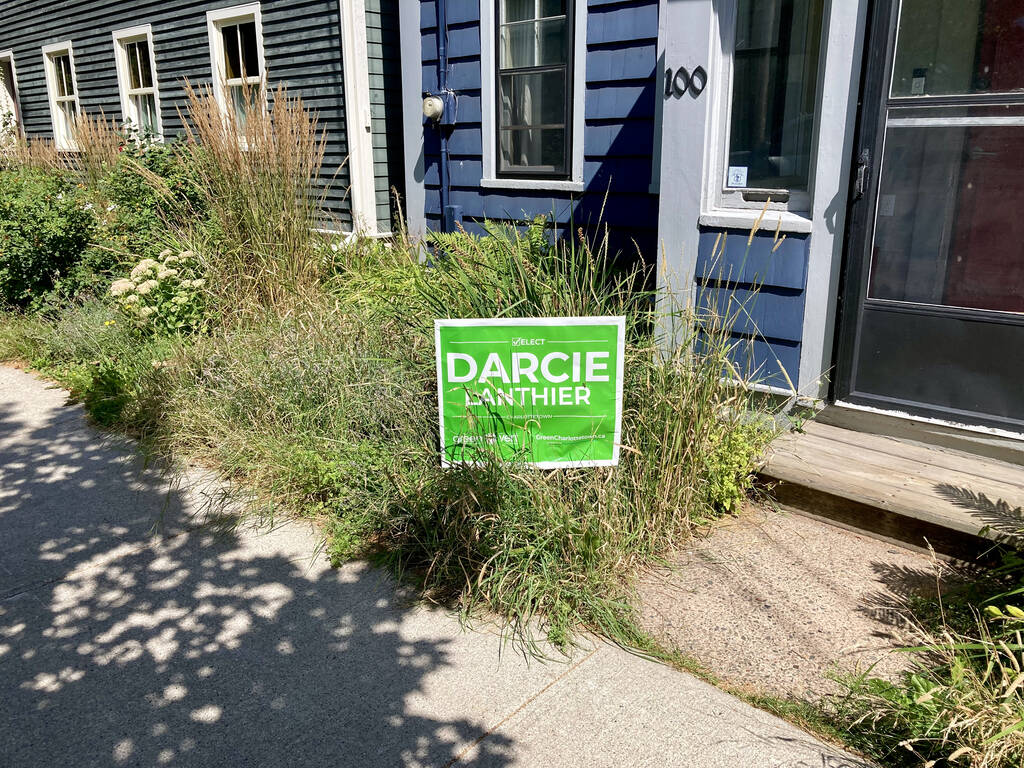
[0,365,870,767]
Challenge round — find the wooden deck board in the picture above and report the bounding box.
[761,422,1024,556]
[801,422,1024,487]
[770,431,1024,505]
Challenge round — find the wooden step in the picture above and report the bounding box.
[758,421,1024,561]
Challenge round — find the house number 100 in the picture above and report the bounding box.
[665,66,707,98]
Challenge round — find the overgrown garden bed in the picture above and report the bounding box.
[3,86,1024,767]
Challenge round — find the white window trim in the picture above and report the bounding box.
[701,0,825,220]
[41,41,81,151]
[479,0,586,192]
[0,49,22,139]
[338,0,378,234]
[111,25,163,141]
[206,3,267,119]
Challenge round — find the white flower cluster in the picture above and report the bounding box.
[109,248,206,335]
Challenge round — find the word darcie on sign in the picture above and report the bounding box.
[435,317,625,468]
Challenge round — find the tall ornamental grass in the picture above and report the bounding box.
[172,81,329,311]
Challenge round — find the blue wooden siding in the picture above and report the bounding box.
[696,228,809,389]
[0,0,403,230]
[419,0,660,263]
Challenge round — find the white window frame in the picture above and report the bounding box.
[41,41,81,151]
[479,0,587,192]
[112,25,163,141]
[206,3,267,121]
[0,50,22,141]
[702,0,827,223]
[338,0,378,234]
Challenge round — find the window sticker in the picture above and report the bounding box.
[727,166,748,188]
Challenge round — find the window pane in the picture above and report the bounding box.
[230,83,260,130]
[499,127,566,171]
[52,56,65,96]
[53,54,73,98]
[126,42,142,90]
[727,0,823,191]
[500,17,567,68]
[869,107,1024,313]
[132,93,158,135]
[135,40,154,89]
[222,26,241,80]
[502,0,536,23]
[891,0,1024,98]
[63,55,75,96]
[239,21,259,78]
[0,61,16,128]
[540,0,566,17]
[59,100,77,138]
[499,70,565,127]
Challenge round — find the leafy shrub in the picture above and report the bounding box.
[110,249,206,336]
[0,169,95,308]
[97,140,205,261]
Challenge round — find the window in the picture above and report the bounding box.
[717,0,824,212]
[207,4,265,130]
[0,51,20,143]
[113,26,162,140]
[42,43,80,151]
[891,0,1024,98]
[495,0,573,178]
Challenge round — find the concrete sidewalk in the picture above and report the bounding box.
[0,365,870,767]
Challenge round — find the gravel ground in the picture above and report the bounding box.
[638,505,950,700]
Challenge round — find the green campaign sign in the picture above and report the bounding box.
[434,317,625,468]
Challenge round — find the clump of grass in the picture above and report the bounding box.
[124,217,779,650]
[1,299,176,426]
[837,544,1024,767]
[839,615,1024,767]
[0,134,69,173]
[174,81,329,312]
[70,112,123,190]
[0,113,123,186]
[0,311,49,362]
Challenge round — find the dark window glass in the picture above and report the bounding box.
[239,21,259,78]
[55,54,74,98]
[134,40,153,89]
[497,0,572,176]
[126,42,142,89]
[222,26,242,80]
[892,0,1024,98]
[869,105,1024,314]
[727,0,824,192]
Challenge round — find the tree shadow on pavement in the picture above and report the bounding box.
[0,396,514,768]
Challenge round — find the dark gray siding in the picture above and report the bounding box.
[0,0,356,228]
[365,0,404,232]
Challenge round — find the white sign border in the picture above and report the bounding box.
[434,316,627,469]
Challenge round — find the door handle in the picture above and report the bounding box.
[854,148,871,200]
